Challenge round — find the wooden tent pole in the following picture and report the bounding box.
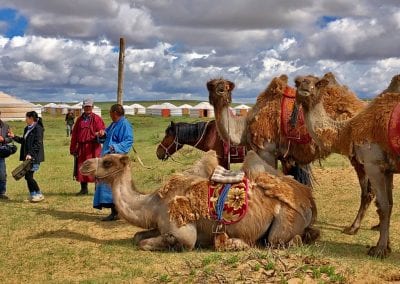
[117,37,125,104]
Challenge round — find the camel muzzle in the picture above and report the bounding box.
[80,159,97,176]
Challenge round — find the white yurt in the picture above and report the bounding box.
[43,103,57,114]
[56,103,71,115]
[160,102,180,117]
[0,92,42,121]
[123,105,135,115]
[129,103,146,115]
[147,104,162,116]
[234,104,251,116]
[190,102,214,118]
[178,104,192,116]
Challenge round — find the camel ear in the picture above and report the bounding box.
[227,81,235,91]
[206,80,214,92]
[120,155,130,166]
[294,76,303,88]
[316,78,329,89]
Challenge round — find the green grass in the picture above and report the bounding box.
[0,113,399,283]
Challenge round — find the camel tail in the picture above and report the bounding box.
[302,226,320,244]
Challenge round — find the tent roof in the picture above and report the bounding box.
[160,102,177,108]
[0,92,36,107]
[234,104,251,109]
[178,104,193,108]
[129,103,145,108]
[192,102,213,109]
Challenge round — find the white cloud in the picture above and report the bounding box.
[0,0,399,102]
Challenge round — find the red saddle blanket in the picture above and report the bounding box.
[281,87,312,144]
[223,142,246,163]
[208,178,249,225]
[388,102,400,157]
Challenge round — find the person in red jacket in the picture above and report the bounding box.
[70,98,105,195]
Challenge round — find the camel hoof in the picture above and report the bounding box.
[367,246,390,259]
[370,224,380,231]
[342,226,358,235]
[132,233,142,245]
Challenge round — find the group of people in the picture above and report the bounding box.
[0,98,134,221]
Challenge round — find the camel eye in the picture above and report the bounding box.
[103,160,113,168]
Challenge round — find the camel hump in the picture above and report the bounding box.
[242,151,280,179]
[184,150,219,179]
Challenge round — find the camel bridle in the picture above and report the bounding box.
[93,157,125,179]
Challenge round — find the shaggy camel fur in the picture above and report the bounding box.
[296,74,400,258]
[207,73,374,235]
[80,151,319,251]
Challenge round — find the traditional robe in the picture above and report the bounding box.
[70,112,105,183]
[93,116,133,209]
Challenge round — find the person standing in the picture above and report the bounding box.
[0,112,12,199]
[93,104,133,221]
[65,109,75,137]
[8,111,45,202]
[70,98,105,195]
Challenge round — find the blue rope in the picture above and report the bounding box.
[216,183,231,221]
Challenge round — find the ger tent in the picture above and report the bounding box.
[234,104,251,116]
[129,103,146,115]
[190,102,214,118]
[0,92,42,121]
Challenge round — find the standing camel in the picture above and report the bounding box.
[80,151,319,251]
[207,73,373,234]
[295,74,400,258]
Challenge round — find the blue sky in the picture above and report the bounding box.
[0,1,399,102]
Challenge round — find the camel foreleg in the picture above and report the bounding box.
[133,229,160,245]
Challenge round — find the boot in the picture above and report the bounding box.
[101,207,119,221]
[76,182,88,195]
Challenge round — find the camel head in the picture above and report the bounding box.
[80,154,130,184]
[207,78,235,108]
[385,74,400,93]
[295,75,328,111]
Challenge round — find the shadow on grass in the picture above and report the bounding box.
[28,229,134,247]
[318,240,400,263]
[32,207,122,228]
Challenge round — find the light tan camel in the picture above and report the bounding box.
[295,74,400,258]
[207,73,374,235]
[80,151,319,251]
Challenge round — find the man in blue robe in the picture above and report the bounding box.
[93,104,133,221]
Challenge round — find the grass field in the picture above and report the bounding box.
[0,111,399,283]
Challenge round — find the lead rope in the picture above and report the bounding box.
[131,146,153,169]
[226,106,231,170]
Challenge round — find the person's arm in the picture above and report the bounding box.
[69,117,79,155]
[3,124,12,143]
[27,127,43,161]
[109,121,133,154]
[8,128,23,144]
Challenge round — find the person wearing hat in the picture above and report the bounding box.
[0,111,12,199]
[70,98,105,195]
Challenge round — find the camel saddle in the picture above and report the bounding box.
[281,87,312,144]
[208,166,249,225]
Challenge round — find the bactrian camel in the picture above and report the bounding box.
[295,74,400,258]
[80,151,319,251]
[207,73,376,235]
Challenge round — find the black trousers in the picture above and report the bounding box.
[24,171,40,193]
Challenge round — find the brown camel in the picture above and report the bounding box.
[207,73,374,234]
[295,74,400,258]
[80,151,319,251]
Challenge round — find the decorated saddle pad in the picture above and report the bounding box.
[281,87,312,144]
[208,178,249,225]
[388,102,400,156]
[211,165,245,183]
[222,142,246,163]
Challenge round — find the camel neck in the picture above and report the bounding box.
[111,169,158,229]
[214,105,247,145]
[304,100,350,155]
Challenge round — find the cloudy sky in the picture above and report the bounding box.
[0,0,399,102]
